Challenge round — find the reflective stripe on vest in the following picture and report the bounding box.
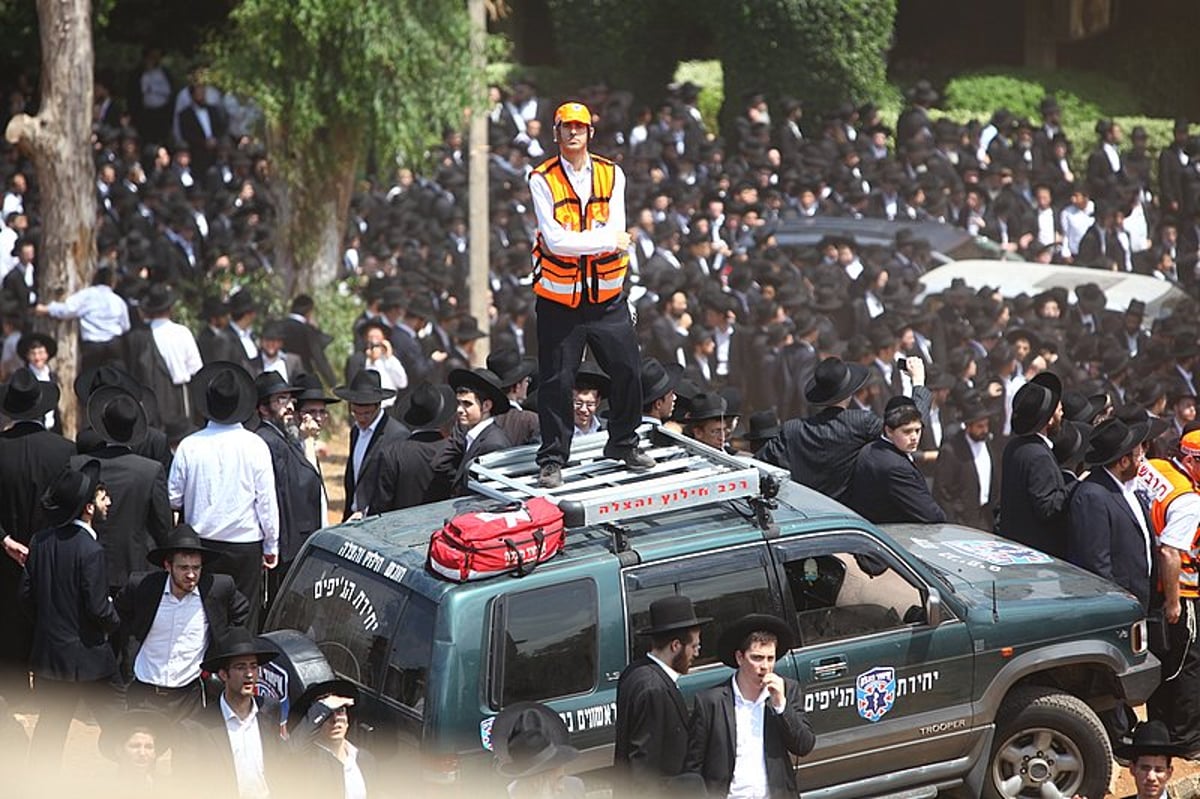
[1145,458,1200,598]
[529,155,629,308]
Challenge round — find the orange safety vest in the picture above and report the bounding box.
[1143,458,1200,598]
[530,155,629,308]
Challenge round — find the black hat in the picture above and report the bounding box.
[201,295,230,320]
[200,625,279,674]
[140,284,176,315]
[291,372,340,405]
[333,369,397,404]
[487,348,536,389]
[288,678,359,732]
[260,319,288,341]
[448,368,511,415]
[805,357,871,405]
[686,392,727,422]
[453,315,487,342]
[1126,299,1146,318]
[1011,371,1063,436]
[17,332,56,362]
[1004,327,1039,349]
[1114,720,1186,761]
[742,409,781,441]
[1061,389,1108,424]
[1101,349,1129,378]
[1115,404,1171,443]
[192,361,257,424]
[42,459,102,527]
[959,394,992,424]
[227,289,256,317]
[74,362,143,402]
[638,355,686,405]
[718,613,795,669]
[354,316,391,339]
[87,385,148,447]
[1084,418,1150,466]
[492,702,578,779]
[146,523,223,567]
[99,709,172,762]
[1075,283,1106,314]
[573,361,611,399]
[0,369,60,421]
[638,595,711,635]
[401,382,456,429]
[1051,420,1093,467]
[254,370,302,402]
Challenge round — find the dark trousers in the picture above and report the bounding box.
[1148,597,1200,751]
[126,677,205,722]
[264,558,293,620]
[203,539,265,631]
[29,675,118,767]
[79,339,124,374]
[535,296,643,467]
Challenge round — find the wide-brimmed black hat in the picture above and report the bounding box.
[640,357,683,406]
[498,726,579,779]
[140,284,176,315]
[959,394,993,425]
[1061,389,1109,425]
[87,385,148,447]
[1011,371,1063,436]
[1051,420,1093,467]
[574,361,610,398]
[254,370,302,402]
[147,523,223,567]
[288,678,359,732]
[291,372,340,404]
[805,357,871,405]
[453,315,487,342]
[42,459,102,527]
[99,709,172,762]
[638,595,711,635]
[191,361,257,424]
[401,382,456,429]
[200,625,279,674]
[17,332,56,361]
[742,409,781,441]
[333,369,397,405]
[227,289,256,317]
[1084,417,1151,466]
[0,369,59,421]
[487,349,536,389]
[686,392,727,422]
[200,295,230,320]
[448,368,511,414]
[1114,720,1187,761]
[718,613,795,669]
[74,362,141,402]
[492,701,575,778]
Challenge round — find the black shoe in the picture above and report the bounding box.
[537,464,563,488]
[605,447,656,472]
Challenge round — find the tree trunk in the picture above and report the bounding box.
[4,0,96,438]
[268,123,359,299]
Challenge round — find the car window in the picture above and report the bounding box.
[270,551,409,693]
[782,549,925,646]
[383,593,436,714]
[493,579,598,706]
[624,546,775,668]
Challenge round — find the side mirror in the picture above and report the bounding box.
[926,587,944,627]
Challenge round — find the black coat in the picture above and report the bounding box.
[1067,470,1155,612]
[344,414,409,521]
[19,523,120,681]
[69,447,171,590]
[493,407,541,446]
[287,733,378,799]
[255,420,323,562]
[845,438,946,524]
[115,570,249,684]
[184,694,285,797]
[433,421,513,496]
[249,352,304,381]
[197,325,242,366]
[123,327,192,433]
[279,316,336,387]
[932,431,1002,531]
[997,434,1070,559]
[370,430,452,513]
[683,677,815,799]
[758,386,932,502]
[614,657,692,795]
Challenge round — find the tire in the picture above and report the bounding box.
[982,685,1113,799]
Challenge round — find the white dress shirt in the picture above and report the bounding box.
[260,353,289,381]
[231,321,259,360]
[728,676,784,799]
[221,694,271,799]
[133,581,207,688]
[351,408,385,495]
[316,741,368,799]
[529,155,626,257]
[45,284,129,342]
[149,318,204,385]
[169,422,280,554]
[1060,205,1094,257]
[967,435,992,507]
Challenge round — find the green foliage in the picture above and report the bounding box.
[674,60,723,133]
[943,68,1147,122]
[207,0,475,171]
[313,281,366,368]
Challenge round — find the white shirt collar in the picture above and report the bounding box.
[74,520,97,540]
[646,653,681,685]
[220,692,259,724]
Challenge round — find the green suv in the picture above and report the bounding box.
[263,428,1158,799]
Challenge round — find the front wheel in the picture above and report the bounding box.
[983,685,1113,799]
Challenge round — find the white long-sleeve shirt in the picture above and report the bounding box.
[528,154,626,257]
[46,284,130,342]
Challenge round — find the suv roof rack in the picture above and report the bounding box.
[467,424,786,529]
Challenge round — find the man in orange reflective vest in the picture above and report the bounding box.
[1142,429,1200,754]
[529,101,651,488]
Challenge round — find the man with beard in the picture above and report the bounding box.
[614,595,710,797]
[997,372,1070,558]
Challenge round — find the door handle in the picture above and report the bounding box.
[811,656,847,681]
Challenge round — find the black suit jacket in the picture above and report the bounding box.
[115,570,249,683]
[684,676,816,799]
[1067,470,1154,612]
[249,352,304,381]
[255,420,324,561]
[758,386,932,502]
[370,430,452,513]
[845,438,946,524]
[184,694,284,797]
[433,421,513,496]
[197,325,242,365]
[0,422,75,547]
[280,316,336,387]
[344,415,409,520]
[123,327,191,432]
[69,447,171,590]
[932,431,1002,531]
[614,657,692,795]
[997,434,1070,559]
[494,407,540,446]
[19,523,120,681]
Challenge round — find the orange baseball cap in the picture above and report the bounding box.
[1181,430,1200,457]
[554,102,592,127]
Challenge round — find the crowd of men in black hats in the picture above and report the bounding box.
[6,56,1200,774]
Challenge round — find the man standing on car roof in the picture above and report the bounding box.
[529,101,650,489]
